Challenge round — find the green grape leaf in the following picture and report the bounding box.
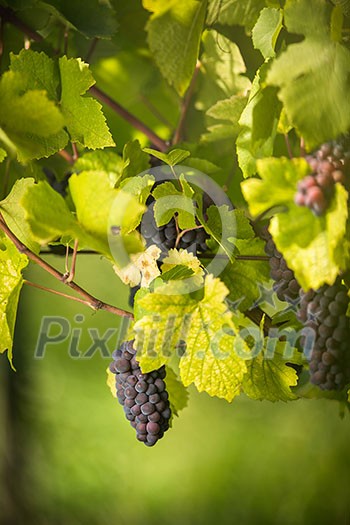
[39,0,119,38]
[0,74,63,135]
[0,71,67,162]
[252,7,283,59]
[59,56,115,149]
[204,95,247,141]
[206,95,247,125]
[165,366,189,417]
[161,249,204,295]
[0,178,41,254]
[242,157,349,289]
[159,249,204,294]
[133,287,151,321]
[69,171,145,267]
[122,140,150,180]
[10,49,60,101]
[198,206,254,261]
[161,265,195,281]
[283,0,331,38]
[106,367,117,398]
[270,185,349,290]
[178,173,194,198]
[153,181,196,229]
[134,275,248,401]
[73,150,124,186]
[201,124,238,143]
[161,248,203,279]
[17,178,112,255]
[143,147,190,167]
[243,341,302,402]
[145,0,207,96]
[206,0,266,30]
[120,174,155,206]
[229,208,255,241]
[9,50,115,154]
[133,310,183,371]
[20,179,88,243]
[184,157,220,174]
[196,31,251,112]
[221,237,270,311]
[179,277,247,401]
[277,108,293,135]
[0,232,28,367]
[69,171,145,240]
[241,156,310,216]
[0,149,7,163]
[237,64,282,178]
[267,38,350,148]
[20,182,73,243]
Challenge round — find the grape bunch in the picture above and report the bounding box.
[109,340,171,446]
[263,232,300,304]
[141,202,208,256]
[295,138,350,215]
[129,198,209,307]
[298,279,350,390]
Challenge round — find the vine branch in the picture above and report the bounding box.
[71,142,79,162]
[0,6,43,43]
[0,213,133,319]
[85,37,98,63]
[64,238,79,282]
[200,253,269,261]
[23,279,98,308]
[89,86,168,152]
[284,133,293,159]
[58,149,74,165]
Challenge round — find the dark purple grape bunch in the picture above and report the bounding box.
[295,138,350,215]
[297,278,350,391]
[109,340,171,446]
[262,230,300,304]
[141,202,209,257]
[129,200,209,307]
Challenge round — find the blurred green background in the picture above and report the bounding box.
[0,255,349,525]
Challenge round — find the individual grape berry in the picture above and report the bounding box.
[297,278,350,390]
[263,232,300,304]
[110,340,172,446]
[295,137,350,216]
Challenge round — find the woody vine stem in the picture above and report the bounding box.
[0,212,133,319]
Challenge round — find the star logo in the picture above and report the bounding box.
[282,294,301,314]
[226,296,245,311]
[252,281,277,309]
